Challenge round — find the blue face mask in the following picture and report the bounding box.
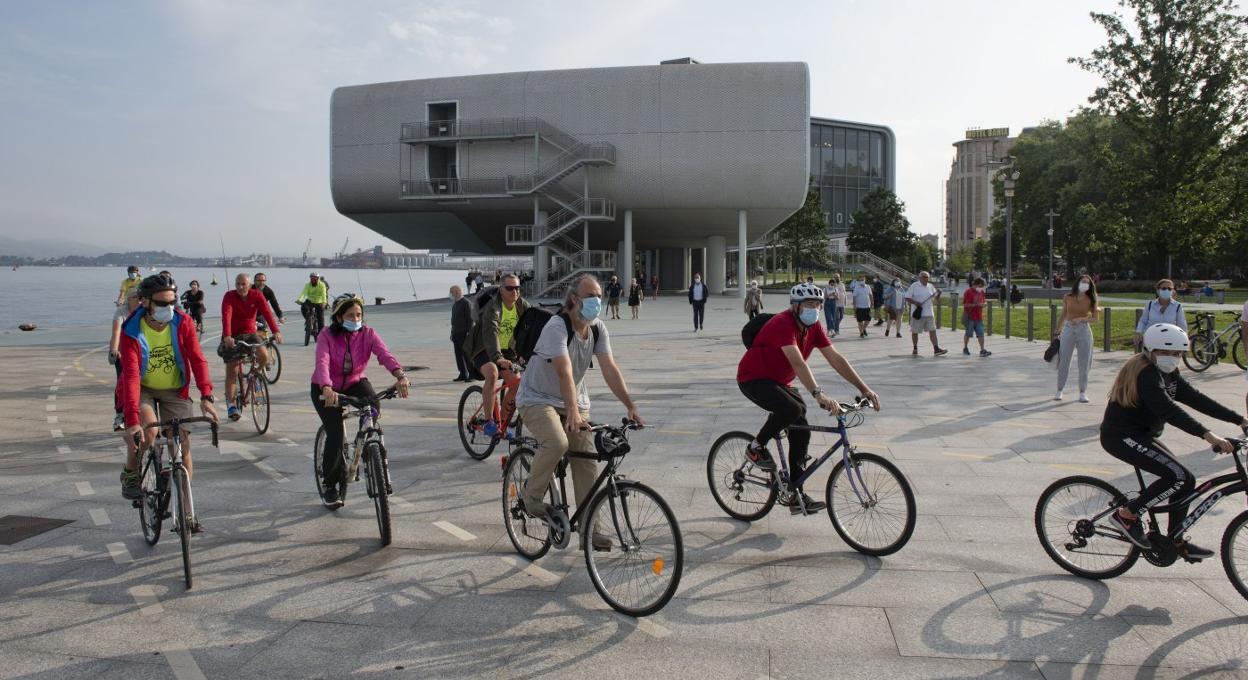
[1158,289,1172,300]
[799,308,819,326]
[149,304,173,324]
[579,296,602,322]
[342,319,362,332]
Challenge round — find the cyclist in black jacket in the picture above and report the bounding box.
[1101,323,1248,558]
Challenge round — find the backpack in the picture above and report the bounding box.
[741,312,775,348]
[514,306,600,365]
[469,286,499,321]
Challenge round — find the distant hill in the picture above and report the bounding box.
[0,235,107,258]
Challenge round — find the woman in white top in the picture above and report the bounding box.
[1133,278,1187,351]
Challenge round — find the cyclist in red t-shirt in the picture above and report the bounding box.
[736,283,881,513]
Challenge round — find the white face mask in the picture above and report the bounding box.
[1078,282,1090,293]
[1155,355,1181,373]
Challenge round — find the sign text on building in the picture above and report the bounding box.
[966,127,1009,139]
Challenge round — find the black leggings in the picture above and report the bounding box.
[311,379,376,485]
[1101,430,1194,534]
[739,380,812,487]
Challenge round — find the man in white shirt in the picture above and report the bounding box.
[851,276,874,338]
[905,271,948,356]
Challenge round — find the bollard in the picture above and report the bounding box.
[936,295,943,329]
[1005,303,1012,339]
[987,302,994,336]
[1103,307,1112,351]
[951,293,959,332]
[1027,303,1035,342]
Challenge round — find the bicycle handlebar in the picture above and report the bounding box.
[836,396,873,414]
[134,416,220,448]
[322,386,400,409]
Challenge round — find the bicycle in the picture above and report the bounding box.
[1183,311,1245,372]
[707,396,917,556]
[255,322,282,384]
[1035,436,1248,601]
[230,340,271,434]
[457,364,523,460]
[300,301,325,346]
[314,386,399,546]
[132,413,219,590]
[501,419,683,617]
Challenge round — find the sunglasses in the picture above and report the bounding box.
[1159,287,1173,291]
[502,285,521,292]
[149,299,175,307]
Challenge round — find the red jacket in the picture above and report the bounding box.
[119,309,213,427]
[221,288,278,337]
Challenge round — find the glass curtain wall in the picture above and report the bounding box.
[809,122,888,239]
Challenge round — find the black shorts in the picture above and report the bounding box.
[217,333,262,363]
[471,349,517,377]
[855,308,872,322]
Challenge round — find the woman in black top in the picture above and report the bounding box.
[181,280,205,334]
[628,277,643,319]
[1101,323,1247,558]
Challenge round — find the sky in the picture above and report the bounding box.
[0,0,1119,258]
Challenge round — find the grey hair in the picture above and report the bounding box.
[564,273,601,309]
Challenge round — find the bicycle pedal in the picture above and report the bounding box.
[1181,556,1204,564]
[131,499,142,509]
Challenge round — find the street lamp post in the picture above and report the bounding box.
[1002,169,1019,331]
[1045,209,1059,288]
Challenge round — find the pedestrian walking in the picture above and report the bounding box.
[688,273,708,332]
[883,277,904,337]
[822,277,839,334]
[1054,275,1099,402]
[744,280,764,319]
[906,271,947,356]
[449,285,473,381]
[605,275,623,320]
[628,277,643,319]
[961,277,991,357]
[852,275,874,338]
[872,276,885,326]
[1133,279,1186,351]
[650,274,659,300]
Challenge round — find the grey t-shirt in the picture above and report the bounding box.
[515,315,611,411]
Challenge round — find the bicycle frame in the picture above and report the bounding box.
[773,414,874,505]
[140,413,218,523]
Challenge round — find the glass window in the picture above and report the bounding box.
[858,131,870,181]
[832,185,845,232]
[809,139,820,181]
[845,130,860,177]
[870,133,882,179]
[833,128,846,175]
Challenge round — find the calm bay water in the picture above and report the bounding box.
[1,266,469,329]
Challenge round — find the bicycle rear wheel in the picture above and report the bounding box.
[1184,332,1217,372]
[501,448,552,560]
[457,385,497,460]
[706,431,777,521]
[1035,475,1139,579]
[172,466,193,589]
[584,480,683,617]
[364,443,391,546]
[250,375,270,434]
[138,449,164,546]
[825,452,916,556]
[264,343,282,383]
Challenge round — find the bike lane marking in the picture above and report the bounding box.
[499,556,560,585]
[89,508,111,526]
[75,481,94,496]
[106,542,133,564]
[433,521,476,541]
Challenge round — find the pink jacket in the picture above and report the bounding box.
[311,326,402,391]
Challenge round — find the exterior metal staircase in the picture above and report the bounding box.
[833,251,916,284]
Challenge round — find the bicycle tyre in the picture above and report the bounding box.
[304,319,312,346]
[501,448,552,560]
[264,342,282,384]
[250,375,270,434]
[172,466,193,589]
[364,443,392,546]
[1232,335,1245,370]
[1221,509,1248,602]
[583,480,683,617]
[1184,332,1217,372]
[1034,475,1139,580]
[706,430,777,521]
[457,385,497,460]
[825,452,916,556]
[138,449,163,546]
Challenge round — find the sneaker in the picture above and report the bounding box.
[874,319,884,326]
[186,517,204,534]
[1054,391,1064,401]
[912,347,919,356]
[1078,392,1090,403]
[483,420,499,437]
[227,405,241,421]
[934,348,948,356]
[1110,511,1151,549]
[789,491,827,516]
[120,468,142,500]
[590,530,613,552]
[1177,539,1214,561]
[980,349,992,357]
[521,495,550,518]
[745,442,776,471]
[112,412,125,432]
[963,347,971,356]
[884,330,890,337]
[323,486,344,510]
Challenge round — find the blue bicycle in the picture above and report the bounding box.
[707,396,916,556]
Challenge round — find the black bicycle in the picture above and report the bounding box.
[501,419,683,617]
[300,301,325,346]
[133,414,219,590]
[256,322,282,384]
[707,396,917,556]
[314,386,399,546]
[1035,436,1248,600]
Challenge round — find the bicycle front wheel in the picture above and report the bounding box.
[501,448,552,560]
[1035,476,1139,579]
[250,376,270,434]
[1232,335,1245,370]
[264,343,282,383]
[138,449,164,546]
[1184,332,1217,372]
[706,431,777,521]
[364,443,391,546]
[457,385,497,460]
[584,480,683,617]
[1221,509,1248,601]
[825,452,916,556]
[172,466,193,589]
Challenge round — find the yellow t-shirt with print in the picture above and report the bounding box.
[140,317,183,390]
[498,303,518,351]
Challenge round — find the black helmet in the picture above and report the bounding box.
[594,428,630,458]
[126,265,140,273]
[137,274,177,298]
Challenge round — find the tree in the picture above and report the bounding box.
[774,189,830,282]
[909,240,938,274]
[946,243,974,274]
[848,188,916,263]
[972,239,991,270]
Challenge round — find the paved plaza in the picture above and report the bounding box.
[1,293,1247,679]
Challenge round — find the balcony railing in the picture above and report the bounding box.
[400,117,584,151]
[400,177,509,198]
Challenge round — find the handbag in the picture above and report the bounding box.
[1043,337,1061,362]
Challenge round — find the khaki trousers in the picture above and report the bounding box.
[519,404,597,508]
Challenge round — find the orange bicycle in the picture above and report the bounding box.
[457,366,523,460]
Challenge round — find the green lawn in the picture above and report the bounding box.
[1097,290,1248,306]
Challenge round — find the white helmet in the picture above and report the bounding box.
[1142,323,1190,352]
[789,282,825,304]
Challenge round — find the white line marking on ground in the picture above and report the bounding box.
[434,520,476,541]
[46,404,56,412]
[47,415,58,424]
[50,429,63,438]
[942,452,991,461]
[57,371,65,377]
[391,495,415,511]
[49,385,58,392]
[500,556,560,584]
[635,617,671,639]
[254,461,289,483]
[84,372,96,378]
[235,449,256,461]
[420,416,458,423]
[278,437,298,447]
[46,394,56,401]
[107,542,133,564]
[90,508,111,526]
[75,481,94,496]
[62,364,71,370]
[305,452,313,458]
[129,585,165,618]
[57,445,71,454]
[163,647,207,680]
[53,378,62,385]
[65,462,81,473]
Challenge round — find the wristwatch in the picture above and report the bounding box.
[201,395,215,403]
[810,387,824,398]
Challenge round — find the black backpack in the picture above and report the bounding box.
[515,307,600,364]
[741,312,775,348]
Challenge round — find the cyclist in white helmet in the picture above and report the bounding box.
[736,282,881,514]
[1101,323,1248,558]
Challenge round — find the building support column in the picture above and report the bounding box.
[534,208,548,287]
[737,210,748,298]
[683,248,692,288]
[622,210,634,286]
[707,235,727,295]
